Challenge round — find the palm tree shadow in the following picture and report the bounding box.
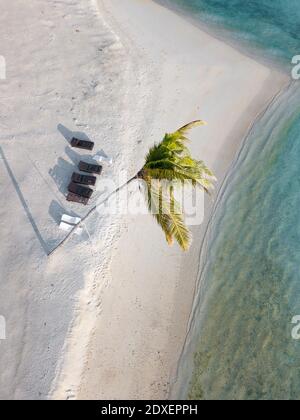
[0,146,49,255]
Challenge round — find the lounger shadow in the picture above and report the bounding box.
[65,146,96,167]
[49,157,75,195]
[49,200,79,225]
[57,123,91,144]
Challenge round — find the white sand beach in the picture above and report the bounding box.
[0,0,288,399]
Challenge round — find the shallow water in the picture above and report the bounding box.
[164,0,300,400]
[189,85,300,400]
[165,0,300,67]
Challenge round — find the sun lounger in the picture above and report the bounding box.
[59,221,83,235]
[79,161,102,175]
[61,214,82,225]
[68,182,93,199]
[72,172,97,186]
[59,221,73,232]
[71,137,94,151]
[66,192,89,205]
[93,154,113,166]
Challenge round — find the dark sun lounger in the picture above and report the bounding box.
[79,161,102,175]
[71,137,95,151]
[66,192,89,206]
[68,182,93,199]
[72,172,97,186]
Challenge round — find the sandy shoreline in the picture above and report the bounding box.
[0,0,288,399]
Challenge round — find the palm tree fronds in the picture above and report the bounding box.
[145,179,191,251]
[145,120,207,167]
[177,120,207,135]
[139,119,215,250]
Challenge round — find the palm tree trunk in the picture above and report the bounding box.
[48,173,139,256]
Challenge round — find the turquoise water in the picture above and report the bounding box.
[162,0,300,400]
[188,85,300,400]
[164,0,300,67]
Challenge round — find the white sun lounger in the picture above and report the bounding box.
[61,214,81,225]
[59,221,83,235]
[93,154,113,166]
[59,221,73,232]
[59,214,82,234]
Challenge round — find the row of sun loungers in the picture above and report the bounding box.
[66,138,102,205]
[59,137,112,233]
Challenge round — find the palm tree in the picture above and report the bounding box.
[49,120,216,256]
[137,120,216,250]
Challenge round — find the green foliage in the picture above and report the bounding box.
[140,121,216,251]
